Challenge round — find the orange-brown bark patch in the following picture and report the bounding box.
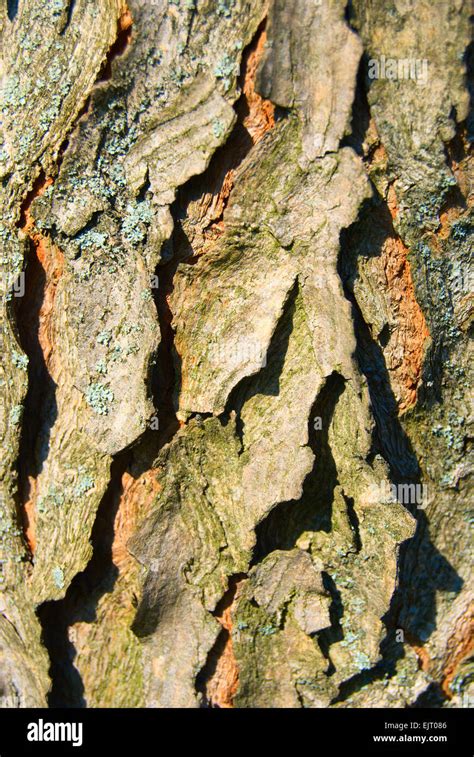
[202,575,245,708]
[440,605,474,699]
[193,22,275,252]
[21,177,64,378]
[387,182,399,219]
[241,28,275,144]
[111,469,161,571]
[18,176,64,554]
[205,607,239,708]
[413,644,431,673]
[364,132,430,413]
[119,4,133,33]
[381,233,430,413]
[23,476,38,555]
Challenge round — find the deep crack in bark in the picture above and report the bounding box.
[32,16,276,707]
[37,453,130,707]
[15,173,60,559]
[195,573,246,708]
[251,371,346,563]
[333,60,465,703]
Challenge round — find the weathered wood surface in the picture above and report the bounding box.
[0,0,471,708]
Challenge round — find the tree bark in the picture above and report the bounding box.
[0,0,472,708]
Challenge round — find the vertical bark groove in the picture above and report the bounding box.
[0,0,471,710]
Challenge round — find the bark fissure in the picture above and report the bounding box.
[251,371,346,563]
[170,18,276,265]
[37,453,130,707]
[15,173,61,558]
[10,0,139,561]
[334,55,467,704]
[6,0,18,23]
[1,0,470,710]
[195,573,246,708]
[98,4,133,83]
[60,0,76,35]
[29,15,279,707]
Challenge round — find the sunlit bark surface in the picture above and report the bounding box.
[0,0,472,708]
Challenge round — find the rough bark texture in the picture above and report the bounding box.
[0,0,472,708]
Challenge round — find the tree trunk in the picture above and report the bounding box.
[0,0,472,708]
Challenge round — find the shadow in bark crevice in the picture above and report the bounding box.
[151,19,283,428]
[97,5,133,83]
[36,237,186,705]
[339,197,421,479]
[336,192,464,704]
[7,0,18,22]
[411,682,449,708]
[37,452,130,708]
[317,571,344,677]
[14,236,58,554]
[60,0,77,34]
[35,19,282,708]
[172,17,283,247]
[251,371,346,564]
[195,573,246,708]
[222,278,299,445]
[331,531,462,705]
[151,251,181,444]
[340,52,371,157]
[337,50,465,691]
[331,630,406,704]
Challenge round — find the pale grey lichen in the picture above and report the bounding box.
[96,330,112,346]
[85,382,114,415]
[121,201,153,246]
[212,119,225,138]
[73,473,95,498]
[9,405,23,426]
[12,350,29,371]
[52,566,65,590]
[95,358,108,375]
